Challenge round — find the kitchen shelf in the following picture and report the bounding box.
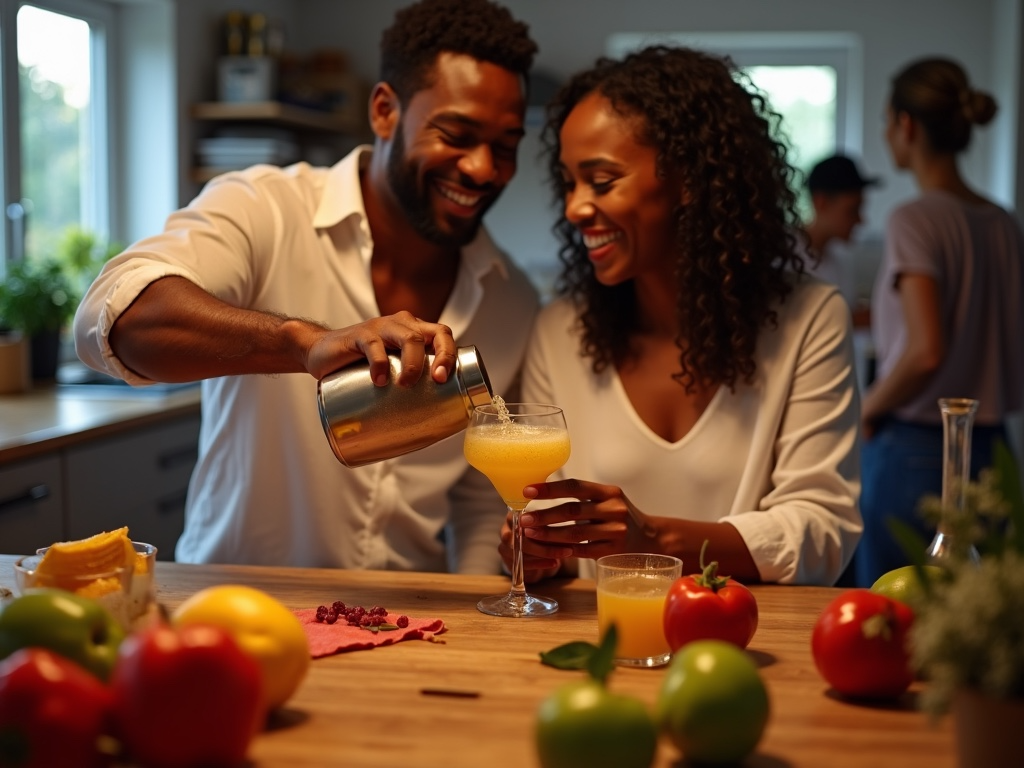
[191,100,356,132]
[189,99,368,185]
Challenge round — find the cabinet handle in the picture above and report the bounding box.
[157,446,198,470]
[0,484,49,515]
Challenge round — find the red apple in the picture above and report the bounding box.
[110,622,264,768]
[0,647,115,768]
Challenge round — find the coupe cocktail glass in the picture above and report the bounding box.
[464,402,570,617]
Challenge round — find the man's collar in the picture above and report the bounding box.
[311,145,372,230]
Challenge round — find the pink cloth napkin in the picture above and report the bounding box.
[293,608,447,658]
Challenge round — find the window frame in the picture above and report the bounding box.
[606,31,864,158]
[0,0,117,269]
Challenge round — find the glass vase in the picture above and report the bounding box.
[925,398,981,565]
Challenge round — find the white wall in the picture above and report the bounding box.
[118,0,176,244]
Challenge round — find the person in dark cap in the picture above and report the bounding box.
[800,153,880,306]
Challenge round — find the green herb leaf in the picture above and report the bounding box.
[538,625,620,683]
[587,623,618,685]
[994,439,1024,555]
[378,623,399,631]
[539,641,600,670]
[887,517,929,568]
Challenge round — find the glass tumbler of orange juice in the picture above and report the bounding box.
[596,553,682,667]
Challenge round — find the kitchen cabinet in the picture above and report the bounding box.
[0,455,64,556]
[190,100,365,183]
[0,388,202,559]
[65,414,200,560]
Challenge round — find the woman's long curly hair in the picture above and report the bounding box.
[541,45,803,392]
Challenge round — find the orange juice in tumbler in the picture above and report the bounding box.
[597,574,674,661]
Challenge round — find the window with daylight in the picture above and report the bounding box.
[0,0,114,274]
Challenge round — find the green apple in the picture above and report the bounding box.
[0,588,124,680]
[656,639,769,764]
[536,678,657,768]
[870,564,944,608]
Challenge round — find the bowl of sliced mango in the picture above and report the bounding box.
[14,527,158,629]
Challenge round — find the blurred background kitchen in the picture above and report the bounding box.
[0,0,1021,442]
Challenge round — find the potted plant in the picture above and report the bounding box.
[898,441,1024,768]
[0,227,121,382]
[0,258,77,380]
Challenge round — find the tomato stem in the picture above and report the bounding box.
[694,539,731,592]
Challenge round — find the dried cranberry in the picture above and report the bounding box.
[396,615,409,628]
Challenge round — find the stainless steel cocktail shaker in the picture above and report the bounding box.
[317,346,492,467]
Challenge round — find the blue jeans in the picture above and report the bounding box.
[854,418,1008,588]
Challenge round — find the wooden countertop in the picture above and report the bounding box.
[0,384,201,465]
[0,557,955,768]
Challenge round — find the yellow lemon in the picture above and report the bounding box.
[173,585,309,712]
[870,565,944,608]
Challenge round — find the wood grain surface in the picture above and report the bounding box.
[0,556,955,768]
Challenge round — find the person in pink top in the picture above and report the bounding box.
[856,57,1024,586]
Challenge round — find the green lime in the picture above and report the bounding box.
[870,565,943,607]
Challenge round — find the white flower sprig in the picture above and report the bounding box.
[902,441,1024,716]
[910,551,1024,715]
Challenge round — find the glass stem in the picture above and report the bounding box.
[927,397,981,564]
[509,506,526,598]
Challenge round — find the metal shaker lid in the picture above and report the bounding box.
[456,346,492,412]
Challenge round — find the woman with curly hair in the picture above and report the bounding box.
[501,45,862,586]
[856,57,1024,586]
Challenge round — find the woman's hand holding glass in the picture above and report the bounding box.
[503,479,660,582]
[464,402,570,616]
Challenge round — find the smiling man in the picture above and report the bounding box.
[72,0,540,574]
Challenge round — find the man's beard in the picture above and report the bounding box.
[386,121,495,248]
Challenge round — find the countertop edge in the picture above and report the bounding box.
[0,388,202,466]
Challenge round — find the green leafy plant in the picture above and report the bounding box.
[0,258,76,335]
[895,441,1024,715]
[0,226,121,337]
[53,226,122,296]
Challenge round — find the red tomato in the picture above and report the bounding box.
[111,623,264,768]
[663,543,758,651]
[811,589,914,699]
[0,648,114,768]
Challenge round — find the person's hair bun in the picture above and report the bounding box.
[962,89,998,126]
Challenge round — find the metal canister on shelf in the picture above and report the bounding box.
[317,346,492,467]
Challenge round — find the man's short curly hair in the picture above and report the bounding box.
[380,0,537,102]
[542,45,803,393]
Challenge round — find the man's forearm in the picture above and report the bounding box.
[109,276,326,382]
